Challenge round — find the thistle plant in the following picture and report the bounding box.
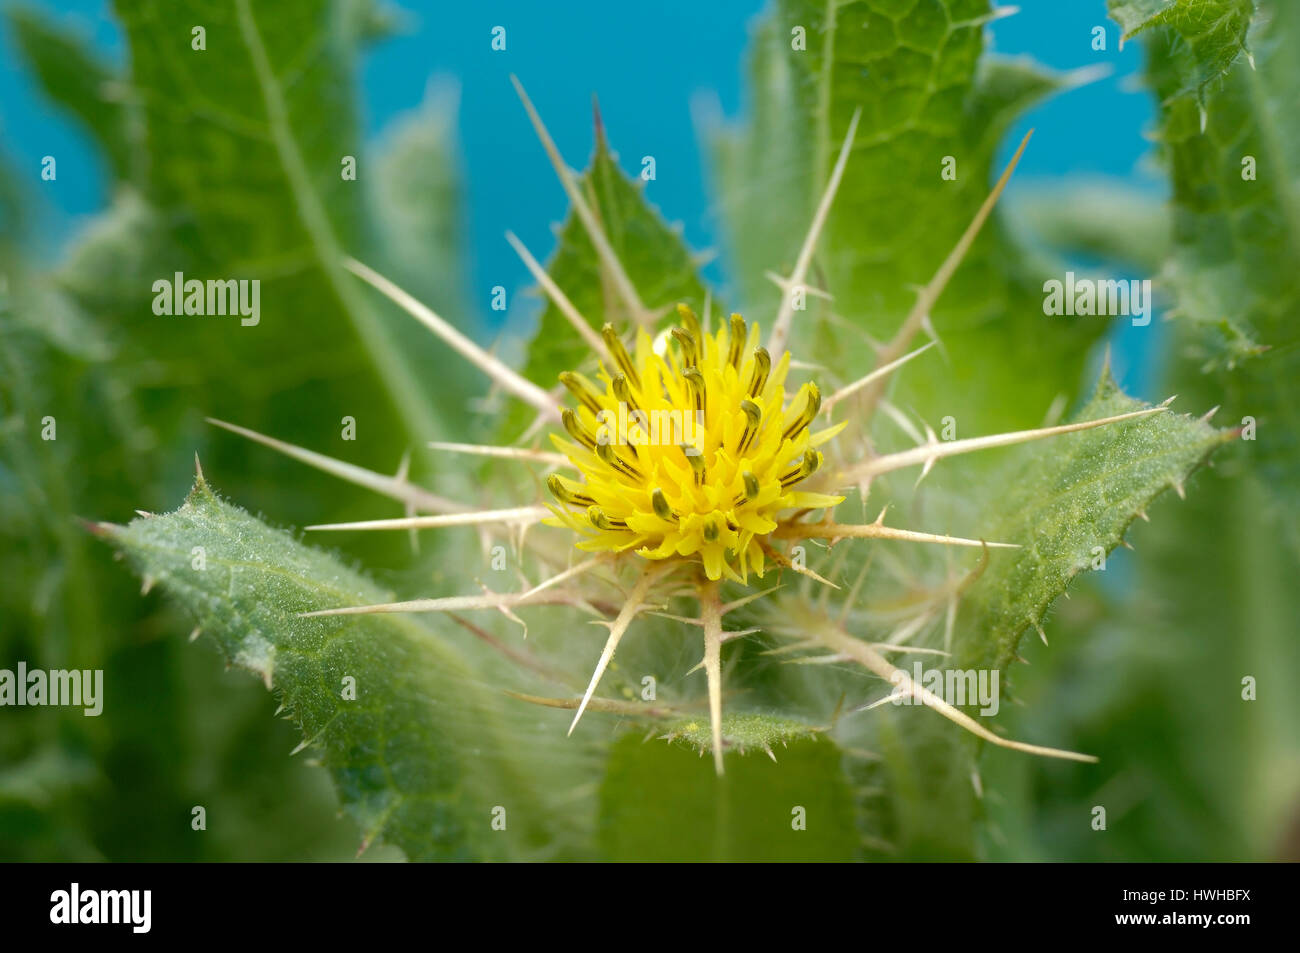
[10,0,1281,863]
[194,79,1220,778]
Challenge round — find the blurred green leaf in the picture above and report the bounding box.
[111,0,460,445]
[597,734,856,861]
[339,0,406,47]
[6,4,135,182]
[851,709,982,860]
[1008,180,1170,273]
[367,84,471,323]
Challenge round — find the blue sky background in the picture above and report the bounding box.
[1,0,1163,384]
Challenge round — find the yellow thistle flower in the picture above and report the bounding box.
[545,305,844,583]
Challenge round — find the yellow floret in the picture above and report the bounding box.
[546,306,844,582]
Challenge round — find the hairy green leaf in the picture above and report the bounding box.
[959,369,1234,672]
[1110,0,1254,102]
[661,712,823,755]
[850,371,1231,859]
[104,474,551,861]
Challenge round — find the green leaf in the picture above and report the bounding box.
[707,1,1104,432]
[1008,180,1170,273]
[848,371,1231,859]
[518,135,709,384]
[54,192,169,342]
[1110,0,1254,103]
[6,4,135,182]
[1031,0,1300,863]
[851,708,981,860]
[338,0,406,47]
[978,460,1300,863]
[367,84,471,326]
[958,369,1234,672]
[111,0,456,445]
[597,734,856,861]
[103,474,550,861]
[1111,0,1300,551]
[364,84,480,414]
[660,712,823,755]
[503,130,711,437]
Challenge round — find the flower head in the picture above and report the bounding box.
[222,90,1152,775]
[546,306,843,582]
